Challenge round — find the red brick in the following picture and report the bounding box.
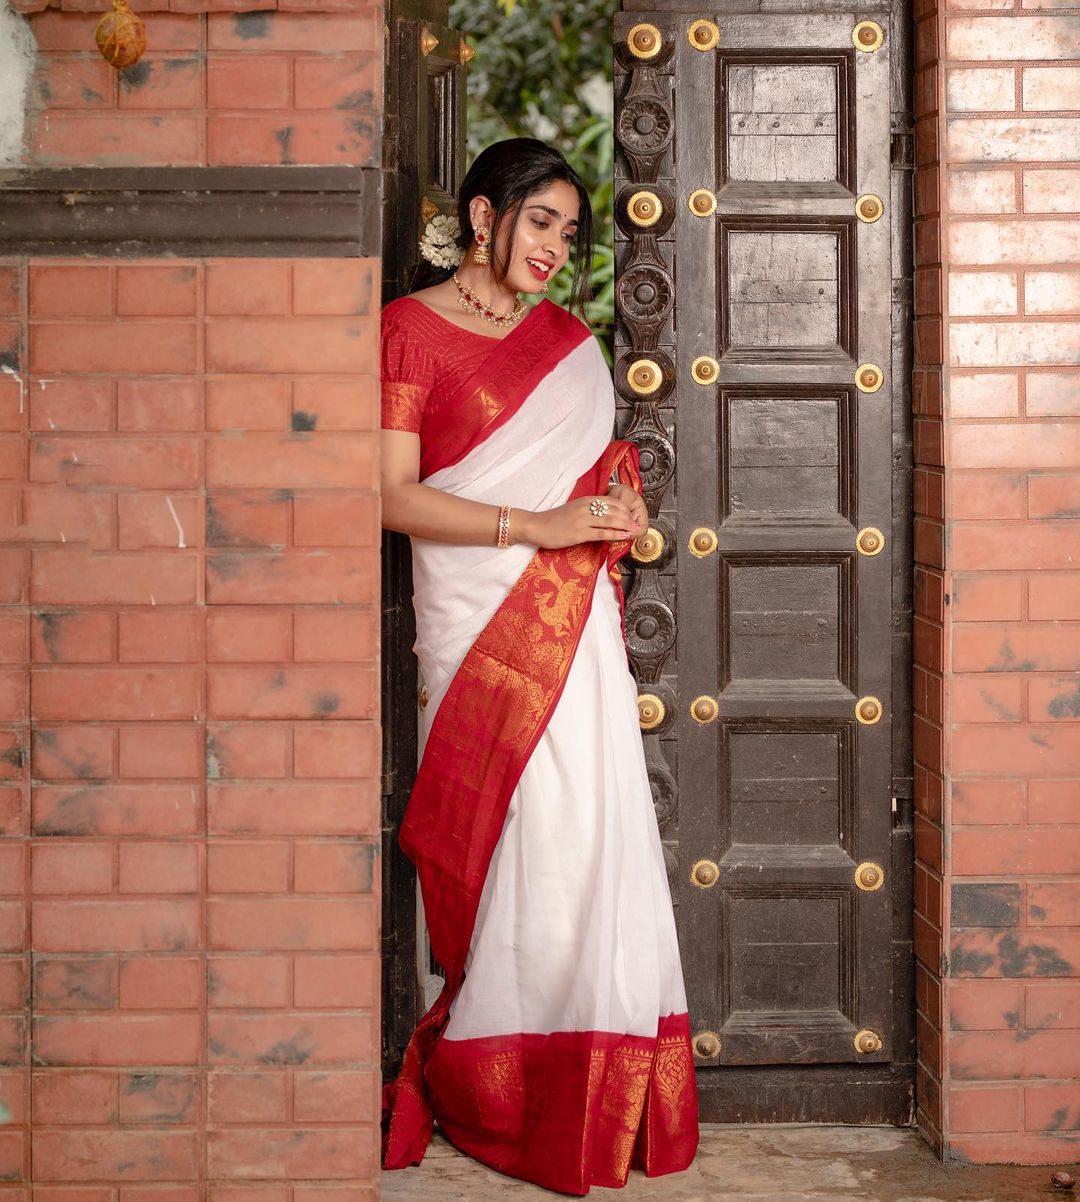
[118,725,202,780]
[949,1085,1021,1134]
[291,378,378,433]
[207,843,289,894]
[293,261,373,317]
[117,494,200,552]
[209,1190,289,1202]
[0,669,26,723]
[1031,676,1080,723]
[952,928,1080,978]
[205,724,289,779]
[33,1014,200,1067]
[293,723,377,779]
[292,1189,376,1202]
[31,1129,197,1181]
[205,318,375,374]
[205,263,290,316]
[0,1070,27,1124]
[1027,882,1080,927]
[207,609,292,663]
[294,843,374,894]
[31,845,113,895]
[953,524,1080,573]
[118,266,198,319]
[208,12,377,51]
[950,573,1025,622]
[207,1126,373,1179]
[0,959,27,1011]
[0,1015,26,1061]
[0,844,23,894]
[31,12,202,51]
[207,112,374,167]
[0,903,24,953]
[117,379,203,432]
[1028,780,1077,824]
[206,58,291,111]
[1026,982,1080,1029]
[205,494,290,549]
[29,322,198,374]
[118,957,202,1011]
[949,1132,1080,1165]
[116,58,204,111]
[208,897,374,951]
[31,669,202,721]
[952,1029,1080,1082]
[207,434,375,489]
[953,624,1080,674]
[291,492,378,547]
[950,474,1025,521]
[207,1012,374,1067]
[0,730,21,782]
[951,674,1023,724]
[952,779,1027,826]
[118,844,199,894]
[953,725,1080,778]
[1028,472,1080,521]
[118,1070,199,1123]
[0,789,23,837]
[207,666,375,721]
[293,954,376,1010]
[207,955,289,1009]
[206,556,375,606]
[31,437,199,490]
[118,612,202,665]
[293,1069,375,1122]
[31,726,114,780]
[1029,573,1080,621]
[293,609,375,663]
[33,783,200,837]
[293,55,378,111]
[0,267,19,317]
[30,58,115,109]
[207,1071,288,1123]
[208,782,376,837]
[206,377,291,431]
[32,1071,118,1125]
[0,613,27,664]
[1024,1082,1080,1132]
[22,490,115,550]
[33,900,199,952]
[954,828,1080,876]
[28,266,111,318]
[30,610,115,665]
[31,113,201,168]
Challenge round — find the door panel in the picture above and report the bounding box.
[614,6,912,1119]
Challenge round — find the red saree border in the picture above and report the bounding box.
[426,1012,699,1196]
[418,298,592,481]
[383,437,643,1172]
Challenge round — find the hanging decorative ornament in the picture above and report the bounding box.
[94,0,147,70]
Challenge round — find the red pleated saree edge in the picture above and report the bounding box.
[382,437,644,1172]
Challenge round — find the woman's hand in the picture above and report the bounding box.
[606,483,648,536]
[518,493,646,550]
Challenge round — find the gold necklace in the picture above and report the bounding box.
[453,272,527,329]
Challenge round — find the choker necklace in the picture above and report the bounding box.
[453,272,527,329]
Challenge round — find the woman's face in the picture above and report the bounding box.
[478,179,581,295]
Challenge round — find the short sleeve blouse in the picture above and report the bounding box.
[380,298,438,434]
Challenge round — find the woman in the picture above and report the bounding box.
[380,137,699,1195]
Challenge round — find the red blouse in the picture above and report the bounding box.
[380,296,502,436]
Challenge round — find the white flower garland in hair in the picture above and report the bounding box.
[418,214,465,269]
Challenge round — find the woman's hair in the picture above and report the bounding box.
[412,137,595,314]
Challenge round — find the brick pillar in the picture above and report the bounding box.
[913,0,1080,1163]
[0,4,381,1196]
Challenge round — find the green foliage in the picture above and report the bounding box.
[449,0,615,360]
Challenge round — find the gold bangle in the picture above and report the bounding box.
[496,504,511,548]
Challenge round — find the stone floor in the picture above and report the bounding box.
[381,1125,1078,1201]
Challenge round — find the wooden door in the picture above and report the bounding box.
[613,4,915,1123]
[380,0,467,1077]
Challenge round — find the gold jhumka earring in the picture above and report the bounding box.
[473,226,491,266]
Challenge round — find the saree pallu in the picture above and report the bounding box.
[382,300,699,1195]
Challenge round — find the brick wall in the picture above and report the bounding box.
[913,0,1080,1163]
[0,3,382,1194]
